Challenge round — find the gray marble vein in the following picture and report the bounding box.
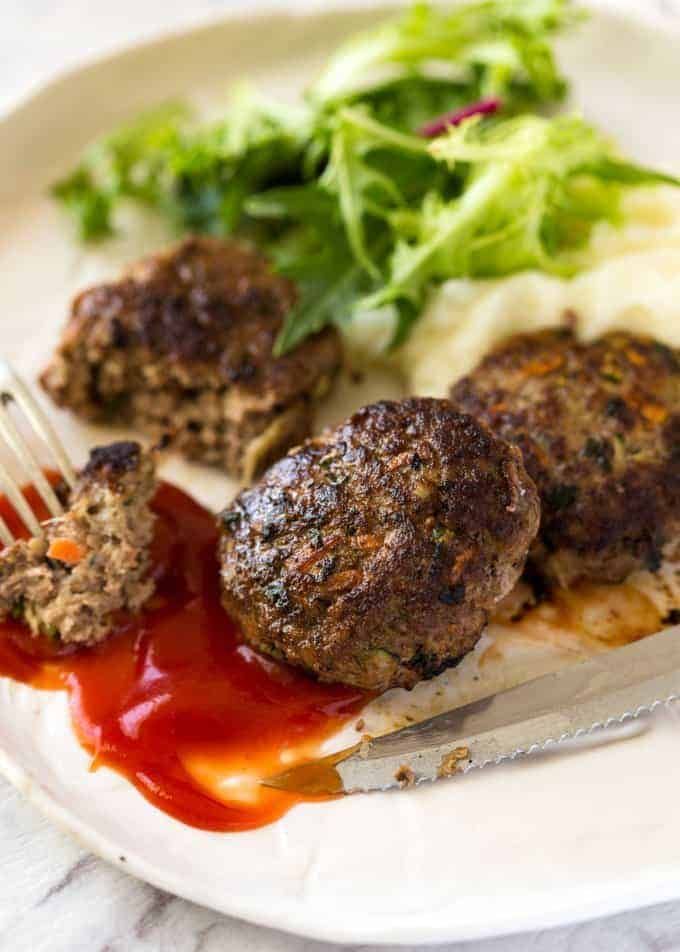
[2,2,680,950]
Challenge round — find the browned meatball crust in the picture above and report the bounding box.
[40,236,342,480]
[451,329,680,587]
[219,398,540,691]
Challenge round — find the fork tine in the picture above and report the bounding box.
[0,360,77,542]
[0,459,43,538]
[0,362,76,489]
[0,513,14,548]
[0,399,65,520]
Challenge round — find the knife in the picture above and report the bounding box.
[264,624,680,795]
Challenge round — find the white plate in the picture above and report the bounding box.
[1,3,680,945]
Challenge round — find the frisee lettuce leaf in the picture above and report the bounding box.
[363,115,680,333]
[319,107,429,277]
[245,184,376,354]
[309,0,579,107]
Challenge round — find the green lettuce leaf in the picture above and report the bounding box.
[309,0,579,108]
[363,114,680,323]
[51,88,311,239]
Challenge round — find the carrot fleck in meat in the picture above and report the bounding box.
[521,353,564,377]
[355,534,381,551]
[641,403,668,425]
[323,569,361,593]
[626,348,646,367]
[47,537,87,565]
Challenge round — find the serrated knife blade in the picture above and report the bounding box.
[264,624,680,795]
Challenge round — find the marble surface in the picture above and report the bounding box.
[2,2,680,950]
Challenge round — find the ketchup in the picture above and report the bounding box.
[0,481,367,832]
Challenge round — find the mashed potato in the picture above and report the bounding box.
[386,186,680,396]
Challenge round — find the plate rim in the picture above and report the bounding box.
[5,726,680,947]
[1,1,680,945]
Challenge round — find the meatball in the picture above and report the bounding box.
[219,398,540,691]
[40,236,342,481]
[0,441,157,645]
[450,329,680,586]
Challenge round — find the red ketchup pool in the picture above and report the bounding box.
[0,481,368,832]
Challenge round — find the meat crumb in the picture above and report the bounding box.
[437,746,470,778]
[358,734,372,758]
[394,764,416,788]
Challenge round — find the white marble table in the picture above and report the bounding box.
[2,2,680,950]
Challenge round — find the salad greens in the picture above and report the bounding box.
[309,0,579,109]
[53,89,312,241]
[52,0,679,354]
[367,115,680,342]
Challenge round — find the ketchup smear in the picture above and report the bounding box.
[0,481,368,832]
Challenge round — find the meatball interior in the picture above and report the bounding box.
[220,398,540,691]
[451,329,680,586]
[0,441,156,646]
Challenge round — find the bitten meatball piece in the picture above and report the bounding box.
[219,398,540,691]
[0,441,156,645]
[40,236,342,481]
[451,329,680,587]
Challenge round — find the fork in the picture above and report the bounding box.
[0,359,76,545]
